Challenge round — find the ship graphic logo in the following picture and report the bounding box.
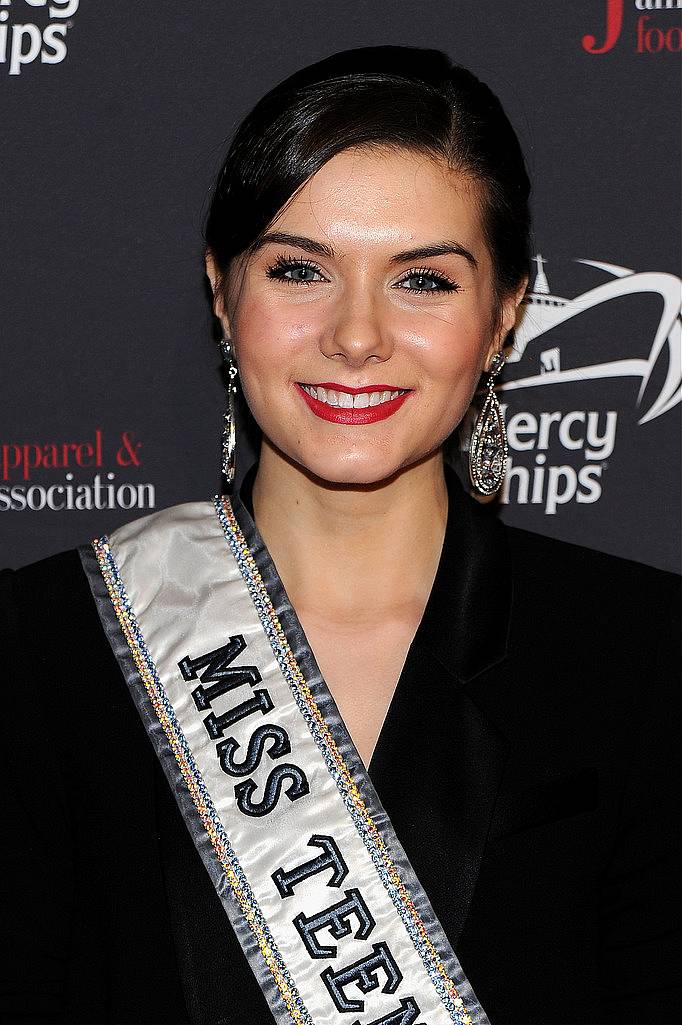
[502,254,682,424]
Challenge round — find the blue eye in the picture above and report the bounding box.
[396,268,460,294]
[266,257,326,285]
[265,256,459,293]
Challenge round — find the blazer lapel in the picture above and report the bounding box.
[369,463,513,948]
[369,647,509,949]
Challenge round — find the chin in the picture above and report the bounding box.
[292,444,418,489]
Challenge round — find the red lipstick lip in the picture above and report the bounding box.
[300,381,410,395]
[295,382,412,425]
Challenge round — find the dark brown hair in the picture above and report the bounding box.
[205,45,532,323]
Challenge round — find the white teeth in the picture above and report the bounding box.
[301,384,406,409]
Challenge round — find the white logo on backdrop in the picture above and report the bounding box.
[0,0,78,76]
[504,254,682,423]
[485,255,682,513]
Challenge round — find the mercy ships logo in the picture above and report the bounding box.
[484,254,682,514]
[506,254,681,423]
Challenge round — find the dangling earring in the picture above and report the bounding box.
[469,351,508,496]
[220,335,238,488]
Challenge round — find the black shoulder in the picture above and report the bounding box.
[503,524,680,698]
[3,545,92,600]
[505,523,680,603]
[1,545,119,716]
[0,549,105,651]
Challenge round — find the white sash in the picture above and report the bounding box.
[80,491,489,1025]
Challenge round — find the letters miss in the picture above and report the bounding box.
[178,635,309,817]
[178,638,428,1023]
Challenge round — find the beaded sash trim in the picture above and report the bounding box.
[82,495,488,1025]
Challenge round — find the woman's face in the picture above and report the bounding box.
[210,146,525,486]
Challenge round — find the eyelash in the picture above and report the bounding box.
[396,266,461,294]
[265,254,461,294]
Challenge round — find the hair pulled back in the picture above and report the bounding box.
[205,46,532,319]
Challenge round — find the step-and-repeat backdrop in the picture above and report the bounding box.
[2,1,680,572]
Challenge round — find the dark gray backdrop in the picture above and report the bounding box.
[2,0,680,572]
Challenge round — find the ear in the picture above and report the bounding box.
[205,250,232,336]
[485,274,529,371]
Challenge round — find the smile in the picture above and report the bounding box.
[295,381,412,425]
[300,384,408,408]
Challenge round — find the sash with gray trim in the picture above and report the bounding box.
[80,489,489,1025]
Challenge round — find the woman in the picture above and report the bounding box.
[2,47,679,1025]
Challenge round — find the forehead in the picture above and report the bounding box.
[270,146,486,255]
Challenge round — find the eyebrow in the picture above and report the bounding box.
[254,231,478,270]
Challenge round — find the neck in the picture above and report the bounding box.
[250,440,449,623]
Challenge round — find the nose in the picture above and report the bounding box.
[320,291,394,368]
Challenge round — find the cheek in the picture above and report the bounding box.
[232,296,311,389]
[230,295,329,449]
[407,309,488,402]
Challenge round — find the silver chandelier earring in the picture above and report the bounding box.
[220,335,238,488]
[468,350,508,496]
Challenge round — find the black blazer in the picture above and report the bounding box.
[1,464,680,1025]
